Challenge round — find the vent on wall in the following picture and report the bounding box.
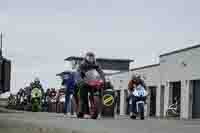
[181,61,187,67]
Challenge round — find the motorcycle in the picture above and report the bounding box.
[41,94,48,112]
[78,69,104,119]
[166,97,180,117]
[24,95,32,111]
[16,89,26,110]
[7,94,17,109]
[56,88,65,113]
[131,87,148,120]
[31,87,42,112]
[23,87,32,111]
[48,89,57,113]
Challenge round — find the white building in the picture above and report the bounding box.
[110,44,200,119]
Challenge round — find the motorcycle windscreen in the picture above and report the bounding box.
[31,88,42,98]
[60,95,65,102]
[133,89,148,97]
[84,69,102,82]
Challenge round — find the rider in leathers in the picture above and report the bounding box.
[31,78,44,99]
[77,52,105,118]
[128,74,147,119]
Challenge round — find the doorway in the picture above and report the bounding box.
[169,81,181,117]
[124,90,129,115]
[149,86,157,117]
[192,80,200,118]
[160,85,165,117]
[115,90,120,115]
[171,82,181,104]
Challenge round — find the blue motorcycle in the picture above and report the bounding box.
[130,87,148,120]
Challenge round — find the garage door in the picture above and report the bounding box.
[192,80,200,118]
[149,86,157,117]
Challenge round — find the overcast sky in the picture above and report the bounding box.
[1,0,200,92]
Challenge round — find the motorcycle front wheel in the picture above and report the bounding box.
[91,113,98,119]
[140,112,144,120]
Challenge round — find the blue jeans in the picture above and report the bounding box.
[64,93,72,114]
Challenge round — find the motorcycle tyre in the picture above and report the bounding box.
[91,111,98,119]
[140,112,144,120]
[130,115,136,120]
[77,112,84,119]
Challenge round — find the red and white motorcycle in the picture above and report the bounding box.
[78,69,104,119]
[48,89,57,112]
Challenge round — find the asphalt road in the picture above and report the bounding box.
[0,111,200,133]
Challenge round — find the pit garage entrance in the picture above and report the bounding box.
[192,80,200,118]
[149,86,157,117]
[169,81,181,117]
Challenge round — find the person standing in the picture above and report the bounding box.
[62,72,76,117]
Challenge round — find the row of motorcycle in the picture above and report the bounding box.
[7,87,69,113]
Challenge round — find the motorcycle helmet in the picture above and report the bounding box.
[85,52,96,64]
[34,77,40,84]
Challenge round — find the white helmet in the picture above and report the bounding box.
[85,52,96,64]
[34,77,40,83]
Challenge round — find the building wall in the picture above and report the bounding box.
[160,47,200,119]
[110,46,200,119]
[110,72,130,91]
[130,65,160,87]
[109,72,130,115]
[110,66,161,116]
[160,47,200,83]
[110,64,161,91]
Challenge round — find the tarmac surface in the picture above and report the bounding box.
[0,109,200,133]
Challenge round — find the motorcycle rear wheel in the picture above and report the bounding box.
[77,112,84,118]
[91,113,98,119]
[140,112,144,120]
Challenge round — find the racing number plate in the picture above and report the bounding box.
[103,94,114,107]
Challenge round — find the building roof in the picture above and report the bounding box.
[56,71,74,76]
[0,57,11,62]
[104,71,129,76]
[130,64,160,71]
[57,70,128,77]
[159,44,200,57]
[65,56,134,71]
[65,56,134,63]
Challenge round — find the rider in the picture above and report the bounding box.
[32,78,44,99]
[32,78,42,89]
[61,72,76,117]
[128,74,146,119]
[77,52,105,118]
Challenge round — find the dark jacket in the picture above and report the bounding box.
[31,83,44,98]
[61,73,76,94]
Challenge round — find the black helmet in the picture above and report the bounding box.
[85,52,96,64]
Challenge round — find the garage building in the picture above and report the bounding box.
[110,44,200,119]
